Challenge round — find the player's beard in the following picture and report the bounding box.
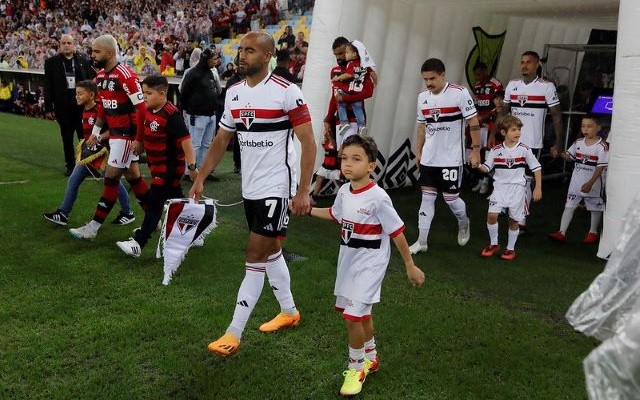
[93,58,106,69]
[337,58,348,67]
[239,61,261,77]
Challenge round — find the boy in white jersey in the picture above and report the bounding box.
[477,116,542,260]
[189,32,317,357]
[495,50,564,233]
[309,135,425,397]
[549,115,608,244]
[410,58,481,254]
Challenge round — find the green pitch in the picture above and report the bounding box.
[0,112,602,399]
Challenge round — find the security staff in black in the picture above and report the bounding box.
[44,34,95,176]
[179,48,222,169]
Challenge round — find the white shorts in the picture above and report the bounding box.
[566,193,605,211]
[316,166,341,180]
[335,296,372,321]
[107,138,139,169]
[488,183,527,222]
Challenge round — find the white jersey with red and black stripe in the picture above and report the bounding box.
[566,137,609,197]
[417,82,477,167]
[504,77,560,149]
[329,181,405,304]
[219,72,311,199]
[483,142,541,186]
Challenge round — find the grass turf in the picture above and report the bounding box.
[0,112,602,399]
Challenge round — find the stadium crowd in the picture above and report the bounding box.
[0,0,313,117]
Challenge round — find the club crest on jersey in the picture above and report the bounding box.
[341,221,354,243]
[240,110,255,128]
[517,94,528,106]
[581,154,590,164]
[150,120,159,132]
[177,214,198,235]
[429,108,441,121]
[506,158,515,168]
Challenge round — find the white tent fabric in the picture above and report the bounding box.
[302,0,629,257]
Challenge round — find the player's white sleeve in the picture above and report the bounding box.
[219,89,236,132]
[482,147,495,171]
[598,143,609,167]
[504,81,514,105]
[377,192,405,236]
[525,148,542,172]
[416,93,426,124]
[566,141,577,159]
[545,81,560,108]
[329,184,346,223]
[284,83,306,112]
[460,88,478,119]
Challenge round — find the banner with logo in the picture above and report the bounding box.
[157,198,217,285]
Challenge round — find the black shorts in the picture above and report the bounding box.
[243,197,290,238]
[418,165,463,193]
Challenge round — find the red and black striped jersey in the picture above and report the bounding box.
[81,103,100,140]
[96,63,144,138]
[143,101,190,187]
[473,77,503,119]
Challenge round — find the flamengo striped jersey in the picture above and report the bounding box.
[504,77,559,149]
[329,181,405,304]
[566,138,609,196]
[219,72,311,199]
[483,142,541,186]
[96,63,144,138]
[143,101,190,187]
[417,82,477,167]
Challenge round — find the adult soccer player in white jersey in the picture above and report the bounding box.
[495,50,564,232]
[189,32,317,357]
[409,58,481,254]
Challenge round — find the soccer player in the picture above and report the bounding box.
[470,62,503,194]
[477,116,542,260]
[116,75,198,258]
[309,135,425,397]
[495,50,564,232]
[409,58,481,254]
[43,80,133,226]
[69,34,150,240]
[548,115,608,244]
[189,32,317,356]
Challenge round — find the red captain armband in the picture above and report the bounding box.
[289,103,312,127]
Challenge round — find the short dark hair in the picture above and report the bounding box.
[276,49,290,62]
[521,51,540,61]
[76,80,97,95]
[421,58,445,74]
[497,115,523,134]
[141,75,168,92]
[332,36,350,50]
[583,114,601,125]
[494,90,505,99]
[342,135,378,163]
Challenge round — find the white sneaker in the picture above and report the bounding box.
[358,126,368,137]
[116,238,142,258]
[409,240,428,254]
[191,236,205,247]
[69,222,97,240]
[338,124,351,137]
[458,218,471,246]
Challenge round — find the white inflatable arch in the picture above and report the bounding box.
[302,0,633,259]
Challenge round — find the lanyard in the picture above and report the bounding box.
[63,57,76,76]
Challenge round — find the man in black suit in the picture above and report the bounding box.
[44,34,95,176]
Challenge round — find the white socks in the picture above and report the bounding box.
[417,190,437,245]
[559,207,576,234]
[443,193,468,224]
[364,337,377,361]
[265,251,297,315]
[506,228,519,251]
[348,346,365,370]
[227,263,266,339]
[487,222,499,246]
